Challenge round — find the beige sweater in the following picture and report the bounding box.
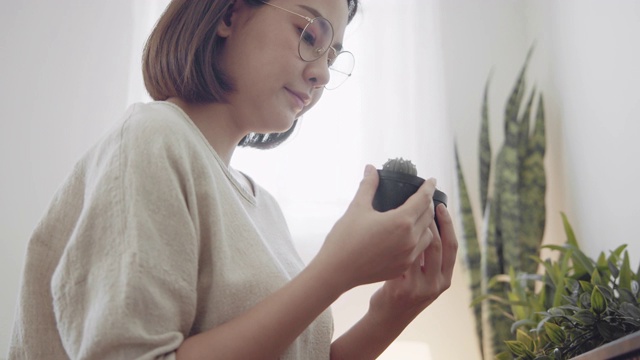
[8,102,333,359]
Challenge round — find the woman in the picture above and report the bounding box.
[9,0,458,359]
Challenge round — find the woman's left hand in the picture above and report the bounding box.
[368,203,458,326]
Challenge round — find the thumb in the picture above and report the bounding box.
[352,164,379,208]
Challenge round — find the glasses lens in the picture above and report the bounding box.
[298,17,333,61]
[326,51,354,90]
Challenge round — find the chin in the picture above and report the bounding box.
[296,106,312,119]
[260,116,296,134]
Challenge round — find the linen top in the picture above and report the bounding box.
[8,102,333,359]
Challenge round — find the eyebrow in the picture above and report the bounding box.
[298,4,344,52]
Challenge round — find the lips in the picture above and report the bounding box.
[285,88,311,110]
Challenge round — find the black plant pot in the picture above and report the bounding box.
[373,170,448,225]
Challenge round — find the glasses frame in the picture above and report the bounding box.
[259,0,354,89]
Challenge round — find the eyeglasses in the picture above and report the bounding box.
[260,1,354,90]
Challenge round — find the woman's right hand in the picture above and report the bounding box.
[313,164,437,291]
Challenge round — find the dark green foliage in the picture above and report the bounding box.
[492,214,640,360]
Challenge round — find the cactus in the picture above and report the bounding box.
[382,157,418,176]
[455,45,547,359]
[376,158,447,215]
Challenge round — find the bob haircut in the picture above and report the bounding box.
[143,0,359,149]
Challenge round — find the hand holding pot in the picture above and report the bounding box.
[314,165,438,291]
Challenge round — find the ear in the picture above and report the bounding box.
[216,2,237,38]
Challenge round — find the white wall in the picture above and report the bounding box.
[0,0,133,354]
[2,1,640,359]
[549,0,640,267]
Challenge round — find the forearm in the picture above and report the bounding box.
[176,258,348,360]
[330,307,418,360]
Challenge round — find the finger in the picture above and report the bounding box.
[414,194,434,228]
[422,221,443,277]
[399,177,436,218]
[350,164,379,209]
[404,242,428,283]
[411,226,433,261]
[436,204,458,280]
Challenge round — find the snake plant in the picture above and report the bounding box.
[455,46,547,359]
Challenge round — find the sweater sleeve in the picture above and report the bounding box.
[51,110,202,359]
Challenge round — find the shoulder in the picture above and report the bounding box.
[72,101,216,191]
[114,102,211,166]
[121,102,199,145]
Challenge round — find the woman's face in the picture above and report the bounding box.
[218,0,350,135]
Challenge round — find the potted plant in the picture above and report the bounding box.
[475,213,640,360]
[373,158,447,221]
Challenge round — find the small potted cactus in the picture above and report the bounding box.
[373,158,447,223]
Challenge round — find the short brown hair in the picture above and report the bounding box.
[143,0,359,148]
[143,0,236,103]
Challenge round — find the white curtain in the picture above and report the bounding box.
[128,0,170,105]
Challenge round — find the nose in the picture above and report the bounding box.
[303,56,331,88]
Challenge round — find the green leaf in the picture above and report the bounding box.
[488,273,512,289]
[518,88,535,165]
[479,76,492,215]
[620,302,640,319]
[573,309,596,326]
[619,251,632,291]
[591,269,603,286]
[558,214,594,276]
[470,293,513,307]
[608,260,620,279]
[495,351,513,360]
[608,244,628,264]
[570,247,596,278]
[454,145,483,356]
[596,252,607,269]
[544,322,566,346]
[591,286,607,315]
[550,254,572,308]
[516,329,535,351]
[596,321,620,341]
[596,285,613,302]
[579,292,591,309]
[579,280,594,294]
[619,288,636,303]
[482,202,514,356]
[511,319,537,334]
[560,212,578,248]
[518,90,546,276]
[493,49,534,276]
[505,340,534,359]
